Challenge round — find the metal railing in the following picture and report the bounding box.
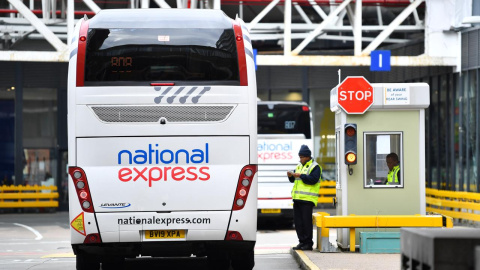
[0,185,59,208]
[318,180,336,204]
[312,212,453,252]
[426,188,480,223]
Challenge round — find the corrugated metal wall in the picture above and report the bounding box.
[462,27,480,71]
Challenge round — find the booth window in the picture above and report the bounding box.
[364,132,403,188]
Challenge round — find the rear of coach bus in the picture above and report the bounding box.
[67,9,257,269]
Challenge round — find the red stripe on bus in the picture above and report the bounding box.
[76,19,89,87]
[232,20,248,86]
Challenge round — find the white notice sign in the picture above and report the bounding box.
[384,85,410,105]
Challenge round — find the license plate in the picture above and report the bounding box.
[261,209,281,214]
[145,230,185,239]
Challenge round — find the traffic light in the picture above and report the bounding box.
[344,124,357,165]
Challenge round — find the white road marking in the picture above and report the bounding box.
[2,241,69,245]
[13,223,43,240]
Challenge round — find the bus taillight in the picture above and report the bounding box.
[226,230,244,241]
[76,18,89,87]
[84,233,102,244]
[232,165,257,211]
[232,19,248,86]
[69,167,95,213]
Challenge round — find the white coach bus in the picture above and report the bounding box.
[67,9,257,270]
[257,101,314,222]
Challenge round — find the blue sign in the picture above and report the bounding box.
[253,49,257,71]
[370,50,391,71]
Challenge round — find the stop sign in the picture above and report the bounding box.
[337,76,374,114]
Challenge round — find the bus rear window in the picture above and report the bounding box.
[84,28,239,85]
[258,104,312,139]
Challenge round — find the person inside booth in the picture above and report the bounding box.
[385,152,400,185]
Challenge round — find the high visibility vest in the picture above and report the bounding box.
[387,165,400,185]
[291,159,322,206]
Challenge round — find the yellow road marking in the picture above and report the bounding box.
[41,253,75,258]
[295,250,320,270]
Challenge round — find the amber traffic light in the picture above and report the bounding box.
[344,124,357,165]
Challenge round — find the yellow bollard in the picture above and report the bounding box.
[314,212,337,252]
[349,228,355,252]
[349,214,356,252]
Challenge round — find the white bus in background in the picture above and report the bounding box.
[257,101,314,222]
[68,9,257,270]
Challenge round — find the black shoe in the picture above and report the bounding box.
[292,243,304,250]
[299,245,313,251]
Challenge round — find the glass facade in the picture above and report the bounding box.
[0,87,14,185]
[425,69,480,192]
[0,62,69,208]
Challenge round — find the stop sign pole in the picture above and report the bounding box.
[337,76,374,114]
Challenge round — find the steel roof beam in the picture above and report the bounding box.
[354,0,362,56]
[361,0,424,56]
[247,0,280,31]
[7,0,67,52]
[82,0,100,14]
[248,24,424,31]
[153,0,171,9]
[257,55,456,66]
[0,50,67,61]
[292,0,352,56]
[293,2,312,25]
[250,33,407,43]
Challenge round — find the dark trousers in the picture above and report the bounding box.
[293,199,314,247]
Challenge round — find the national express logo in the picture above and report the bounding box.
[117,144,210,187]
[258,141,293,162]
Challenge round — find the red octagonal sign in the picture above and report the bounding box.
[337,76,374,114]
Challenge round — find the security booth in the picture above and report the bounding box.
[330,77,429,250]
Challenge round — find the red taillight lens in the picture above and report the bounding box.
[232,165,257,211]
[79,36,86,42]
[226,230,244,241]
[79,191,88,199]
[302,106,309,112]
[84,233,102,244]
[69,167,94,213]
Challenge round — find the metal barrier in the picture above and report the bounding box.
[0,185,59,208]
[312,212,453,252]
[318,180,336,204]
[426,187,480,223]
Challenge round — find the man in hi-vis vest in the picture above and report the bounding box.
[386,152,400,185]
[287,145,322,251]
